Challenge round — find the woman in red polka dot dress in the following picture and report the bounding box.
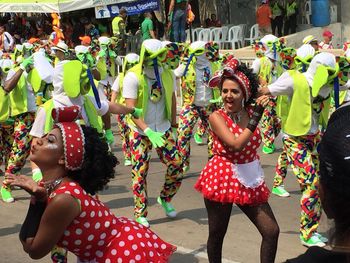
[194,59,279,263]
[5,106,175,263]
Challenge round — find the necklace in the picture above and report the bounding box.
[43,178,63,193]
[224,108,242,124]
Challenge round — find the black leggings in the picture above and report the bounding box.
[204,198,279,263]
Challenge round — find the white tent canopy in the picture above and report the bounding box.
[0,0,133,13]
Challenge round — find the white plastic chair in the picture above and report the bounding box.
[223,26,241,49]
[198,28,211,42]
[245,24,259,46]
[192,27,202,42]
[185,29,190,42]
[330,4,337,23]
[303,0,312,24]
[210,27,222,44]
[237,24,248,47]
[221,26,229,47]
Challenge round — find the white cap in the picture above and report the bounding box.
[125,53,140,64]
[142,39,163,53]
[98,36,111,46]
[297,44,316,58]
[23,42,33,50]
[0,59,13,71]
[52,41,69,53]
[75,45,90,54]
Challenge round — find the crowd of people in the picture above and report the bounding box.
[0,3,350,263]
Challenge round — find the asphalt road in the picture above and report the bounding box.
[0,131,330,263]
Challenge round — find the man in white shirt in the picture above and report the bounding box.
[123,39,182,228]
[259,52,341,247]
[0,25,14,52]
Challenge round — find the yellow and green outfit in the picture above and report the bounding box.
[257,56,282,154]
[284,1,297,35]
[269,69,331,242]
[0,67,37,202]
[125,64,183,219]
[178,58,221,169]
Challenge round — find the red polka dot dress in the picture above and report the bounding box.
[195,109,270,205]
[49,182,176,263]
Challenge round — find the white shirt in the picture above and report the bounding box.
[7,69,37,113]
[122,66,176,135]
[319,41,333,49]
[175,59,213,107]
[30,96,109,138]
[111,75,120,93]
[268,71,333,135]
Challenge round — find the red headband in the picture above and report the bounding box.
[209,58,251,102]
[52,106,85,171]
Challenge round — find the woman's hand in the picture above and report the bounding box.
[4,174,47,201]
[256,95,270,107]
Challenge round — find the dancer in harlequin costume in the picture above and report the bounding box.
[175,41,221,172]
[0,59,14,177]
[272,44,315,198]
[111,53,140,166]
[96,36,122,147]
[4,106,176,262]
[0,46,38,203]
[259,52,341,247]
[123,39,183,228]
[195,58,279,263]
[252,34,283,154]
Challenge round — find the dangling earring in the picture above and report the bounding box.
[241,99,245,110]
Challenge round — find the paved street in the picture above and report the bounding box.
[0,131,330,263]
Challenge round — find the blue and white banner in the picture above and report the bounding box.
[95,0,160,19]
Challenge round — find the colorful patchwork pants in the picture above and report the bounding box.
[0,124,12,176]
[282,133,322,239]
[195,118,206,138]
[260,97,281,148]
[177,104,216,167]
[1,113,35,174]
[273,134,290,187]
[129,128,183,218]
[116,114,131,162]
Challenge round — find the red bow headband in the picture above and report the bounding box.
[209,58,251,102]
[52,106,85,171]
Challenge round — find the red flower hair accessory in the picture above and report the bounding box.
[209,58,251,102]
[52,106,85,171]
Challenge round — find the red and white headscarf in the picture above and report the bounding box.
[52,106,85,171]
[209,58,251,102]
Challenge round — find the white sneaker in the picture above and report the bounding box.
[135,216,150,228]
[315,232,328,243]
[157,197,177,218]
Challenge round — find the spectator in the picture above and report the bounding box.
[141,12,156,41]
[284,0,298,35]
[256,0,272,37]
[168,0,188,42]
[303,35,319,51]
[270,0,284,37]
[81,18,100,41]
[112,7,127,55]
[0,24,14,52]
[152,11,165,40]
[205,14,222,28]
[319,30,334,49]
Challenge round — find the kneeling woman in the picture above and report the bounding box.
[195,59,279,263]
[5,106,175,262]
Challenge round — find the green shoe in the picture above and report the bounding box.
[262,144,275,154]
[124,159,132,166]
[300,234,326,247]
[1,186,14,203]
[183,164,190,173]
[194,133,203,145]
[157,196,177,218]
[272,186,290,197]
[135,216,150,228]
